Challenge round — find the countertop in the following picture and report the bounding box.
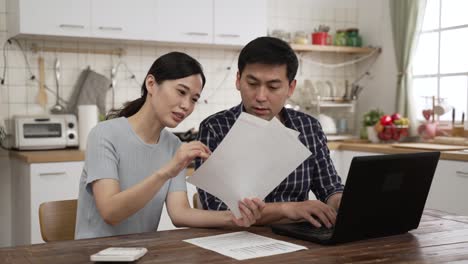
[8,142,468,164]
[9,149,85,163]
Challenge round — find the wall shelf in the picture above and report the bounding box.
[291,44,378,54]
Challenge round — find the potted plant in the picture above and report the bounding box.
[362,109,384,142]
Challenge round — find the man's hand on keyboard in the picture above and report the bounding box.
[280,200,336,229]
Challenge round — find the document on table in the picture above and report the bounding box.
[184,231,307,260]
[187,112,312,217]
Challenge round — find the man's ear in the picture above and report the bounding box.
[287,79,297,98]
[235,71,241,91]
[145,74,156,96]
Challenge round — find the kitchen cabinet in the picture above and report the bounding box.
[213,0,267,46]
[11,159,83,245]
[7,0,91,38]
[8,0,266,46]
[91,0,157,40]
[155,0,266,46]
[426,159,468,216]
[8,0,157,41]
[155,0,213,44]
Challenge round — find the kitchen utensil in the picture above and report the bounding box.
[318,113,337,134]
[422,109,433,121]
[452,125,464,137]
[36,57,47,108]
[325,80,336,98]
[50,58,65,114]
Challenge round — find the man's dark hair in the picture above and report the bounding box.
[238,37,299,83]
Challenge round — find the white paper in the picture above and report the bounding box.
[187,112,312,217]
[184,231,307,260]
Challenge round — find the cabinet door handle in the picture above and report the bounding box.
[98,26,123,31]
[218,34,240,38]
[456,171,468,177]
[39,172,67,177]
[59,24,85,29]
[185,32,209,36]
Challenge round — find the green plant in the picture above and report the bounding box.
[362,109,384,127]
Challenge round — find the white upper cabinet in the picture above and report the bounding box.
[7,0,267,46]
[91,0,157,40]
[155,0,213,44]
[214,0,267,45]
[8,0,91,38]
[155,0,266,45]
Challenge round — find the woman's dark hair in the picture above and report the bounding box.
[238,36,298,83]
[107,52,206,119]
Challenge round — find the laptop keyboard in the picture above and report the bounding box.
[291,222,334,239]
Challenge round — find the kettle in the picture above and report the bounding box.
[318,114,337,134]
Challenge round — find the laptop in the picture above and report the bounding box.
[271,152,440,245]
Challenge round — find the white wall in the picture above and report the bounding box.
[356,0,398,125]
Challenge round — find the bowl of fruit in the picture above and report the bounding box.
[374,113,409,142]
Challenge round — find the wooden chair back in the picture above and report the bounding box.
[39,199,77,242]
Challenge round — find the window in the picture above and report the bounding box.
[412,0,468,122]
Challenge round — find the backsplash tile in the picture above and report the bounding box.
[0,0,360,133]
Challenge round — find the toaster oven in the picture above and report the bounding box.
[10,115,79,150]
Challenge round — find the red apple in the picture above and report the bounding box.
[380,115,393,126]
[391,113,401,121]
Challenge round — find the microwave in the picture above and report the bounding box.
[10,115,79,150]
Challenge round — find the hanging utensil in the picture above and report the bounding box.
[50,58,65,114]
[36,57,47,108]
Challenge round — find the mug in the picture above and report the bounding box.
[433,103,452,116]
[312,32,332,45]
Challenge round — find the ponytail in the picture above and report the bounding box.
[106,97,146,119]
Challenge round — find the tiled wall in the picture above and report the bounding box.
[0,0,360,133]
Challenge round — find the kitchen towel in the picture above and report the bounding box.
[67,68,111,117]
[78,105,98,150]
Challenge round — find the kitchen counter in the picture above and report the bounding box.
[8,142,468,164]
[328,142,468,162]
[9,149,85,163]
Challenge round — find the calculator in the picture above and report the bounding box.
[90,247,148,262]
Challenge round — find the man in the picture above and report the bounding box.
[195,37,343,229]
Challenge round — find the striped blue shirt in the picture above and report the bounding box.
[195,103,344,211]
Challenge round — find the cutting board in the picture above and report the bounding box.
[392,143,468,151]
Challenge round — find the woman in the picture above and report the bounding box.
[75,52,264,239]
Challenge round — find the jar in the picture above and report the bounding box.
[293,31,308,44]
[334,29,347,46]
[270,29,291,43]
[346,28,362,47]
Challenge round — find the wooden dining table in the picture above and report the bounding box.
[2,209,468,263]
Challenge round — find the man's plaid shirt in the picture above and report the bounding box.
[194,103,344,210]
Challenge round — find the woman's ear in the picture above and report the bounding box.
[145,74,157,96]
